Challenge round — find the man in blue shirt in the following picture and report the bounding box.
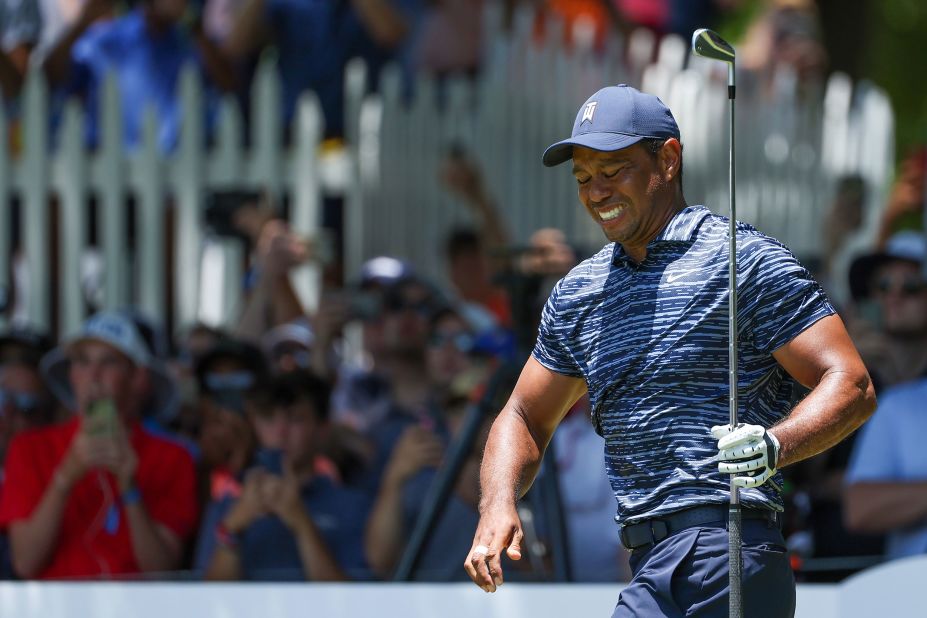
[221,0,421,139]
[463,85,876,617]
[42,0,236,151]
[844,377,927,560]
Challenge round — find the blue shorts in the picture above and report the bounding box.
[612,518,795,618]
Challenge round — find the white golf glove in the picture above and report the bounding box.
[711,423,781,489]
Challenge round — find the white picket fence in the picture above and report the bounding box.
[1,6,895,336]
[1,58,335,336]
[349,4,895,298]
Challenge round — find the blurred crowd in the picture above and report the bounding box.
[0,150,636,581]
[0,0,831,150]
[0,0,923,586]
[0,136,924,584]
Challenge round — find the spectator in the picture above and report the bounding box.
[874,147,926,250]
[0,326,52,369]
[365,362,495,580]
[353,276,444,440]
[0,359,57,464]
[196,371,371,580]
[0,0,40,99]
[846,231,927,390]
[262,318,314,374]
[222,0,422,139]
[820,174,866,293]
[195,337,267,503]
[503,0,624,52]
[444,228,511,329]
[416,0,483,77]
[169,322,225,443]
[440,147,514,327]
[0,334,57,579]
[42,0,237,151]
[424,306,477,396]
[236,215,310,344]
[786,230,927,578]
[553,398,632,582]
[740,0,828,98]
[329,265,444,434]
[844,376,927,560]
[0,311,198,579]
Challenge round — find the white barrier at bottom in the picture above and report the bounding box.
[1,557,925,618]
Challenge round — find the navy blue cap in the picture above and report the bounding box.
[542,84,680,167]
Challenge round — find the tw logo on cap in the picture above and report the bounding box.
[581,101,597,124]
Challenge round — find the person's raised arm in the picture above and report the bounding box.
[350,0,409,49]
[769,314,876,468]
[464,357,586,592]
[222,0,271,61]
[42,0,114,87]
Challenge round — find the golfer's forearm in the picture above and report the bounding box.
[479,406,546,509]
[771,371,875,469]
[844,482,927,533]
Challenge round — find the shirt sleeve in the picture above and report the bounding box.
[144,446,199,541]
[0,434,45,529]
[1,0,41,50]
[845,392,901,483]
[191,497,232,576]
[531,279,583,377]
[738,234,835,354]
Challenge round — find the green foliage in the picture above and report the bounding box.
[864,0,927,157]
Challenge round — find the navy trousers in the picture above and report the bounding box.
[612,518,796,618]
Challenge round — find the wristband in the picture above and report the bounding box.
[216,522,241,549]
[121,486,142,506]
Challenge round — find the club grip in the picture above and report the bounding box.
[729,503,743,618]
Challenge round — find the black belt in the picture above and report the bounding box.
[619,505,782,552]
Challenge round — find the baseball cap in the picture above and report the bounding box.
[0,326,53,366]
[262,318,315,356]
[542,84,681,167]
[848,231,927,301]
[39,310,178,416]
[359,256,414,288]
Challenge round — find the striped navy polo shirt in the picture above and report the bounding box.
[533,205,835,525]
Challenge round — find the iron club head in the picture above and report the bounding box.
[691,28,735,64]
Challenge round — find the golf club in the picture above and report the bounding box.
[691,27,742,618]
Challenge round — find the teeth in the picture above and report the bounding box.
[599,206,624,221]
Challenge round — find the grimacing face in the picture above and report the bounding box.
[571,140,681,252]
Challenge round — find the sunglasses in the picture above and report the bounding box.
[0,389,43,413]
[874,275,927,298]
[386,299,433,315]
[428,332,475,353]
[204,371,255,392]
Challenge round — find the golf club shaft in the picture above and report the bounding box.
[726,61,743,618]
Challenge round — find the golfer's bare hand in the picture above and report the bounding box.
[464,502,523,593]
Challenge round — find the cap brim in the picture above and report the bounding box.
[847,252,919,301]
[542,132,645,167]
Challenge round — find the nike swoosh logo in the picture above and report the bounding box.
[665,272,694,283]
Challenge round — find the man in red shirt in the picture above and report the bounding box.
[0,311,198,579]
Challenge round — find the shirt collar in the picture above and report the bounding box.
[611,205,711,265]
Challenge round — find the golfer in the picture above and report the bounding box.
[463,84,875,617]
